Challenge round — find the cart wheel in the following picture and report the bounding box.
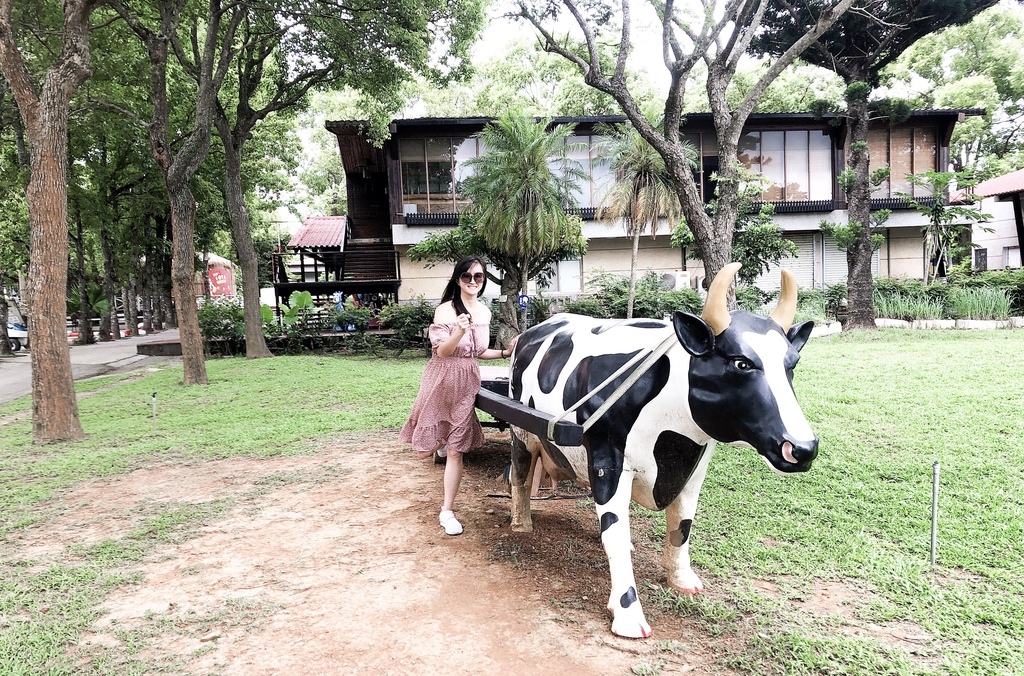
[9,338,21,352]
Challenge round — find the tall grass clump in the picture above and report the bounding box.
[948,286,1011,320]
[872,291,945,321]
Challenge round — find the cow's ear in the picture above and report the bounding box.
[787,321,814,352]
[672,311,714,357]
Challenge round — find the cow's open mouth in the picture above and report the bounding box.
[781,441,797,465]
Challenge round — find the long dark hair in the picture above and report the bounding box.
[440,256,488,320]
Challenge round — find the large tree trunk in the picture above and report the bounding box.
[844,86,877,330]
[0,275,11,356]
[166,179,207,383]
[25,133,83,440]
[74,209,94,344]
[216,122,272,358]
[498,272,521,345]
[0,0,101,442]
[627,227,640,319]
[101,226,119,340]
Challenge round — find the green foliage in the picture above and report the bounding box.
[948,287,1011,320]
[872,291,946,321]
[197,298,245,341]
[563,271,702,319]
[377,298,435,356]
[820,219,886,253]
[844,81,871,104]
[946,265,1024,314]
[733,285,768,312]
[899,170,991,283]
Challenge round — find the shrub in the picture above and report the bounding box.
[948,287,1011,320]
[872,291,945,321]
[795,288,828,323]
[377,298,435,355]
[197,298,244,341]
[947,266,1024,316]
[560,296,610,318]
[568,271,703,319]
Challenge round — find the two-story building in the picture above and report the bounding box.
[292,110,980,305]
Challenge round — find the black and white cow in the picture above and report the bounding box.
[507,263,817,638]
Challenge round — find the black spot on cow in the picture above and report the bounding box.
[511,319,568,400]
[652,431,707,510]
[600,512,619,533]
[626,320,666,329]
[668,519,693,547]
[591,320,625,335]
[566,352,671,505]
[620,586,638,608]
[538,331,575,394]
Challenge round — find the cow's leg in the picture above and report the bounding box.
[509,428,538,532]
[594,466,651,638]
[661,442,715,594]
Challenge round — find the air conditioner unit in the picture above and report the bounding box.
[660,270,690,290]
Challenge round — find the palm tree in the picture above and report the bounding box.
[462,110,588,333]
[594,124,691,318]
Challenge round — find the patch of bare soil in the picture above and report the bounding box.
[12,431,737,675]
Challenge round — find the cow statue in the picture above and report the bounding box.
[506,262,818,638]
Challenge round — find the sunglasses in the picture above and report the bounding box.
[460,272,485,283]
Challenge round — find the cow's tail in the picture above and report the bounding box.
[500,462,512,489]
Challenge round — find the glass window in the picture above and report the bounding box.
[868,129,889,198]
[760,132,785,201]
[400,139,427,215]
[808,131,832,200]
[591,137,614,210]
[784,131,809,200]
[737,132,761,171]
[426,138,453,213]
[566,136,592,207]
[452,137,476,213]
[913,127,936,197]
[890,128,913,197]
[401,137,480,215]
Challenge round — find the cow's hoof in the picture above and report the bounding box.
[611,616,653,639]
[666,570,703,595]
[511,522,533,533]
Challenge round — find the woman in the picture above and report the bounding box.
[399,256,517,536]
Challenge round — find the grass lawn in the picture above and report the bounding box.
[1,330,1022,674]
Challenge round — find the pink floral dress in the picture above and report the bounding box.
[399,322,489,454]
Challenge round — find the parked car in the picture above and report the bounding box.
[6,322,28,351]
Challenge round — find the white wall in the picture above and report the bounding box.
[974,198,1021,270]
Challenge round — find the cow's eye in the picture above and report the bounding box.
[733,358,755,371]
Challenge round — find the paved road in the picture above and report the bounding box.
[0,330,180,405]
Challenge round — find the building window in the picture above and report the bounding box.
[867,126,936,199]
[401,137,479,214]
[738,130,833,201]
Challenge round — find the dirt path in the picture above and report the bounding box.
[14,431,725,675]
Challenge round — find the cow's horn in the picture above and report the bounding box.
[702,262,741,335]
[770,268,797,332]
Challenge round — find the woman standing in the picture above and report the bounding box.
[399,256,517,535]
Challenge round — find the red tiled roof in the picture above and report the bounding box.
[289,216,346,248]
[973,168,1024,198]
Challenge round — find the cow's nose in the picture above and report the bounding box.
[791,437,818,463]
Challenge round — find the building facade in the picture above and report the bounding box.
[324,110,980,302]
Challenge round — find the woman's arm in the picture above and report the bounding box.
[481,334,519,360]
[434,303,469,358]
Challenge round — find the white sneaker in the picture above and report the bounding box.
[439,509,463,536]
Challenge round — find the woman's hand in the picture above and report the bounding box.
[455,313,471,333]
